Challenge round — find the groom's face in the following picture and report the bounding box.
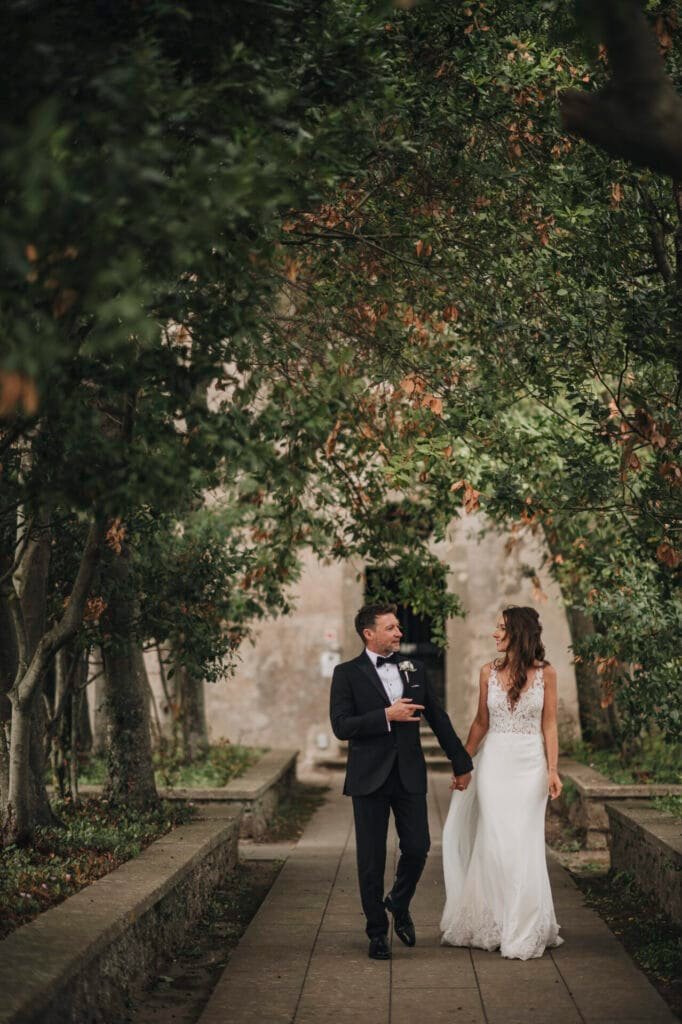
[364,613,402,656]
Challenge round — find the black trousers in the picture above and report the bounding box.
[351,759,430,938]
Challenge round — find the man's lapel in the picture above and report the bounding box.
[355,651,390,706]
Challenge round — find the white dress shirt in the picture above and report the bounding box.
[366,648,403,732]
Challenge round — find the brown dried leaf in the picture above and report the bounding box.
[655,12,676,55]
[463,482,480,514]
[284,258,299,283]
[324,419,342,458]
[656,541,681,569]
[425,395,443,416]
[83,596,107,623]
[400,374,426,396]
[52,288,78,318]
[106,517,126,555]
[0,371,39,417]
[610,182,624,208]
[659,461,682,486]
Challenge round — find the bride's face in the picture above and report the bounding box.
[493,616,509,653]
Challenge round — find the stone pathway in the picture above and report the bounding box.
[198,774,676,1024]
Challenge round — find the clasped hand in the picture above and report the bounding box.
[386,697,424,722]
[450,772,472,792]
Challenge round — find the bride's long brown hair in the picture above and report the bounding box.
[497,606,548,704]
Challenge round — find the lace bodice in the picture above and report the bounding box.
[487,664,544,735]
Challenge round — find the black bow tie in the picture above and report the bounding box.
[376,654,399,668]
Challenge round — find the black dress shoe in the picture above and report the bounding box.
[385,895,416,947]
[368,934,391,960]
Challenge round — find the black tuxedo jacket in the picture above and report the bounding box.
[329,651,473,796]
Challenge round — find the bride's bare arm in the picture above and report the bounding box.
[541,666,563,800]
[464,664,491,757]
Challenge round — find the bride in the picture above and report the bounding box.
[440,605,564,960]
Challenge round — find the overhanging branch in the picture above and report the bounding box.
[560,0,682,180]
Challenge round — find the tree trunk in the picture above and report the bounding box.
[175,663,209,763]
[563,606,618,749]
[3,517,106,845]
[136,646,164,751]
[69,679,85,804]
[49,645,89,800]
[90,647,108,756]
[77,679,93,755]
[0,592,16,814]
[50,649,69,799]
[4,696,33,842]
[101,544,158,807]
[542,527,618,749]
[16,513,57,828]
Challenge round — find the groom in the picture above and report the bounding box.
[330,602,473,960]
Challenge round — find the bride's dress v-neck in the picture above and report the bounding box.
[440,664,563,960]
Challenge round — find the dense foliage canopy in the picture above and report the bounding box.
[0,0,680,842]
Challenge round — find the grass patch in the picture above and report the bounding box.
[78,742,263,790]
[576,870,682,1017]
[651,794,682,819]
[152,743,264,789]
[0,797,195,941]
[567,735,682,785]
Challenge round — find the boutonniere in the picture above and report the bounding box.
[398,660,415,674]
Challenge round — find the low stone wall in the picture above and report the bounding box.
[0,806,241,1024]
[606,801,682,924]
[552,757,682,850]
[166,748,299,838]
[69,748,299,840]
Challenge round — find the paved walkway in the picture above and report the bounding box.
[199,774,676,1024]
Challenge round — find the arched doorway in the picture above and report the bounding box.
[365,566,446,707]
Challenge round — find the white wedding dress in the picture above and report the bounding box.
[440,664,563,959]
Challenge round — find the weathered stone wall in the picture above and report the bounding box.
[440,518,580,744]
[0,812,240,1024]
[145,514,581,767]
[607,802,682,924]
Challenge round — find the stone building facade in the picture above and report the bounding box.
[195,513,581,767]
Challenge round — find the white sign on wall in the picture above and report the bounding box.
[320,651,340,678]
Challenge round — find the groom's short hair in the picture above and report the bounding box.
[355,602,398,642]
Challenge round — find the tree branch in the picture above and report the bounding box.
[637,183,674,283]
[0,516,34,589]
[13,516,107,706]
[673,179,682,286]
[560,0,682,179]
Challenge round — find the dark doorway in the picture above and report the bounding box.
[365,567,446,707]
